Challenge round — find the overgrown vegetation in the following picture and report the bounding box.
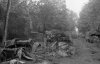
[78,0,100,48]
[0,0,77,63]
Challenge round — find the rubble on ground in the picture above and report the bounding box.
[86,31,100,44]
[0,31,76,63]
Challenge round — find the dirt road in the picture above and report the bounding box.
[57,38,100,64]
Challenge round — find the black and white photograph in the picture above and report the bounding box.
[0,0,100,64]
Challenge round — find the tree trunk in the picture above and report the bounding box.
[43,17,47,48]
[2,0,11,47]
[28,11,33,32]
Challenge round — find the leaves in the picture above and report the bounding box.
[0,0,77,63]
[78,0,100,34]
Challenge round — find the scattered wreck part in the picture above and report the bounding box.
[67,46,76,56]
[51,42,57,48]
[0,47,33,62]
[10,59,17,64]
[58,42,67,47]
[16,38,32,43]
[86,31,100,44]
[5,39,16,47]
[32,42,41,52]
[57,50,68,57]
[87,35,100,43]
[17,47,23,60]
[9,59,25,64]
[5,38,33,47]
[22,49,33,61]
[61,45,68,49]
[57,41,75,57]
[15,38,33,46]
[5,38,30,47]
[46,31,68,42]
[0,48,18,62]
[0,38,35,63]
[46,31,75,57]
[47,52,56,57]
[5,38,34,53]
[37,60,51,64]
[57,47,75,57]
[0,48,4,54]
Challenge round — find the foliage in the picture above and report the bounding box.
[0,0,76,63]
[78,0,100,34]
[8,13,27,39]
[0,0,76,40]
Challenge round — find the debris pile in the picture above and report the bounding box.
[86,31,100,48]
[0,38,34,63]
[0,31,76,63]
[86,31,100,44]
[46,31,75,57]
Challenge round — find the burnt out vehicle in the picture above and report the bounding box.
[86,31,100,43]
[0,38,34,62]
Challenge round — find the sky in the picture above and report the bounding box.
[65,0,89,33]
[66,0,89,17]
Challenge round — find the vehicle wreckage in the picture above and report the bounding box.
[0,31,76,63]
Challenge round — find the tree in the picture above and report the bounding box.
[2,0,11,46]
[0,0,75,42]
[78,0,100,34]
